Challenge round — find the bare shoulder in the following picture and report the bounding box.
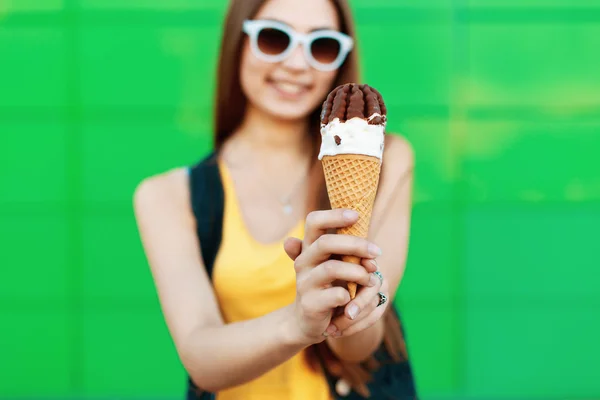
[134,167,189,214]
[370,133,415,224]
[369,134,414,239]
[132,167,225,351]
[382,133,415,180]
[133,168,195,236]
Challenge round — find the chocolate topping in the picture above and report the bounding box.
[320,83,387,126]
[334,135,342,145]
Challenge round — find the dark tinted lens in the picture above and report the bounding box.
[310,37,341,64]
[257,27,290,56]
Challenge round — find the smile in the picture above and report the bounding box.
[267,78,312,98]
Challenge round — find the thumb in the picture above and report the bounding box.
[283,237,303,261]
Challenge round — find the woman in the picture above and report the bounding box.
[134,0,416,398]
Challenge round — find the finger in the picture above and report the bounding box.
[338,296,388,337]
[343,276,386,320]
[300,260,379,292]
[303,209,359,249]
[328,279,382,332]
[328,278,382,332]
[331,274,389,332]
[283,237,303,261]
[361,257,378,273]
[301,287,351,317]
[328,302,370,334]
[297,234,382,270]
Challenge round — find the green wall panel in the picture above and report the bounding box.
[79,27,220,108]
[82,214,156,302]
[81,120,211,204]
[2,0,65,13]
[82,310,185,396]
[79,0,226,10]
[468,0,600,8]
[0,215,69,301]
[399,303,460,397]
[401,205,458,300]
[361,24,453,107]
[1,0,598,398]
[463,121,600,203]
[465,206,600,298]
[464,206,600,397]
[0,122,68,204]
[466,24,600,108]
[0,310,73,397]
[0,28,67,107]
[401,119,456,203]
[465,306,600,398]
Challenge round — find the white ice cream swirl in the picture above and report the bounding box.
[318,114,385,160]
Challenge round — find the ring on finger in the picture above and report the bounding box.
[373,270,383,284]
[377,292,388,307]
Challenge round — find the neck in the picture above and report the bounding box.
[234,104,312,157]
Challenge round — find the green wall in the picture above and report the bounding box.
[1,0,599,398]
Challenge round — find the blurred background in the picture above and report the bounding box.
[1,0,599,399]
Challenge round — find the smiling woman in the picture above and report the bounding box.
[133,0,417,399]
[214,0,359,156]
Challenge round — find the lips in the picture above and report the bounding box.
[267,77,312,98]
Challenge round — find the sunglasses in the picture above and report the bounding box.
[242,19,354,72]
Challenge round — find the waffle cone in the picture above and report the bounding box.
[321,154,382,299]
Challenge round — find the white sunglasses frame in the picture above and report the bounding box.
[242,19,354,72]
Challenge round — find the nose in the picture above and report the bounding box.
[282,43,310,71]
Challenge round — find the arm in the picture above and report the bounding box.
[133,170,370,391]
[326,135,415,362]
[133,170,308,392]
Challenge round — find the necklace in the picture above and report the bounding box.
[279,172,308,215]
[223,152,311,216]
[268,160,311,216]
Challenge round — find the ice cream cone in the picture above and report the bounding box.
[318,83,387,300]
[322,154,382,299]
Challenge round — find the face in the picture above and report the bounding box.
[239,0,348,122]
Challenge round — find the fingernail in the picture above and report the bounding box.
[333,330,343,338]
[368,274,378,287]
[348,304,360,320]
[343,210,358,221]
[326,324,338,336]
[369,259,378,270]
[368,243,382,257]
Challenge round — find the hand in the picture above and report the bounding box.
[283,209,382,345]
[328,264,389,337]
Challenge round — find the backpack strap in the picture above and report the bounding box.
[186,151,223,400]
[189,151,225,278]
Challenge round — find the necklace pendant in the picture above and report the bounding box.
[283,204,293,215]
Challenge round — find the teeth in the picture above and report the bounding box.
[273,81,304,95]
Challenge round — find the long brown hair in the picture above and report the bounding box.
[212,0,360,212]
[210,0,408,397]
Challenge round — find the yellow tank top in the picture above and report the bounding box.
[211,161,332,400]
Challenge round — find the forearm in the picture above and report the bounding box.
[326,318,384,362]
[181,304,307,392]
